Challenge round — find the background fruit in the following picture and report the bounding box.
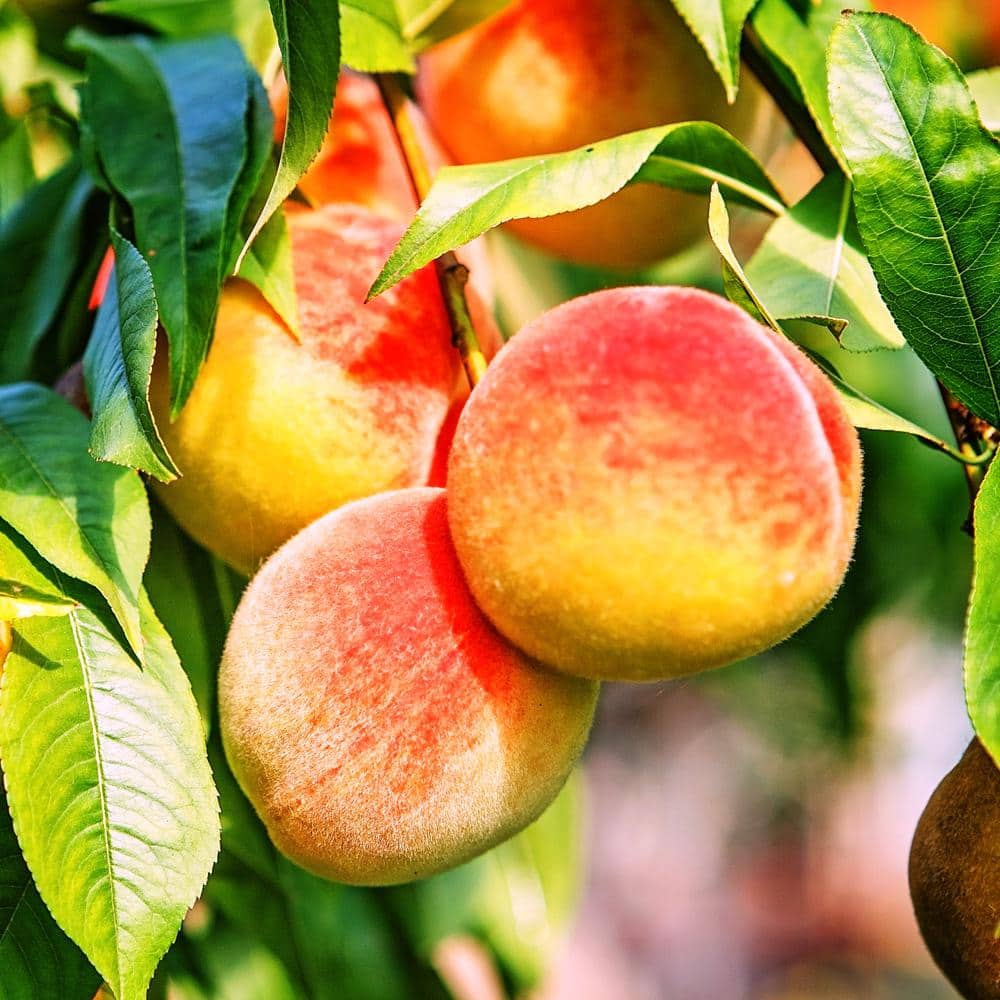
[151,203,472,575]
[909,739,1000,999]
[447,285,862,681]
[416,0,756,269]
[219,487,598,885]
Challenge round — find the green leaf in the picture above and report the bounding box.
[397,0,509,49]
[669,0,756,103]
[371,123,783,296]
[745,172,904,352]
[752,0,867,171]
[342,0,413,72]
[0,159,97,382]
[187,920,300,1000]
[829,12,1000,426]
[0,781,100,1000]
[0,519,78,620]
[0,597,220,1000]
[236,205,299,336]
[73,32,256,414]
[966,458,1000,764]
[238,0,340,268]
[0,116,34,219]
[84,228,179,481]
[708,187,954,452]
[0,384,150,657]
[968,68,1000,133]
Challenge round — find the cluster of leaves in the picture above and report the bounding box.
[1,0,1000,997]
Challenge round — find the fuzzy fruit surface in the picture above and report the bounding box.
[219,488,598,886]
[910,740,1000,1000]
[447,286,862,682]
[417,0,750,269]
[151,203,465,576]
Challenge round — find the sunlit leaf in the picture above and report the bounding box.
[669,0,756,103]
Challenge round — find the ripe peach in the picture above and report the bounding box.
[219,487,598,885]
[416,0,753,269]
[909,740,1000,999]
[447,286,862,681]
[151,203,469,575]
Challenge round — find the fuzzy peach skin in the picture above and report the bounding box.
[219,488,598,885]
[447,286,862,682]
[151,203,476,576]
[416,0,755,269]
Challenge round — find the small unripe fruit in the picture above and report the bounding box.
[417,0,754,268]
[219,488,598,885]
[151,203,496,575]
[910,740,1000,1000]
[447,286,862,681]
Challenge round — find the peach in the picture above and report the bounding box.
[152,202,471,575]
[447,286,861,681]
[909,740,1000,999]
[416,0,754,269]
[219,487,598,885]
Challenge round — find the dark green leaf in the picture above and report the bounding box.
[73,32,255,413]
[0,597,220,1000]
[0,383,150,656]
[669,0,756,102]
[371,123,783,296]
[84,228,179,480]
[342,0,413,72]
[0,159,97,382]
[829,12,1000,425]
[967,457,1000,763]
[745,172,904,351]
[238,0,340,266]
[0,781,100,1000]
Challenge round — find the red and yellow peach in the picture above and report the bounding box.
[219,487,598,885]
[446,285,862,681]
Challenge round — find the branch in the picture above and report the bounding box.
[375,73,488,387]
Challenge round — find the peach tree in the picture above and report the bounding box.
[0,0,998,998]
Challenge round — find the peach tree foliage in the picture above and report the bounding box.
[0,0,997,998]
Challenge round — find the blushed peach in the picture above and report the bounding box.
[446,286,861,681]
[151,203,468,575]
[417,0,755,269]
[219,487,598,885]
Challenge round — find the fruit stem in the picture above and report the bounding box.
[937,383,996,528]
[375,72,488,388]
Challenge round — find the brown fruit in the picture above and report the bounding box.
[910,739,1000,999]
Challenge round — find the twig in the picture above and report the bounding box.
[375,73,488,387]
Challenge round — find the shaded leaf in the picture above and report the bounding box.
[745,172,904,351]
[0,383,149,656]
[669,0,756,103]
[0,519,78,620]
[397,0,509,50]
[829,12,1000,426]
[372,123,783,296]
[0,159,97,382]
[236,204,299,335]
[73,32,255,413]
[0,781,100,1000]
[238,0,340,266]
[0,116,34,219]
[751,0,865,171]
[84,228,179,480]
[0,597,219,1000]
